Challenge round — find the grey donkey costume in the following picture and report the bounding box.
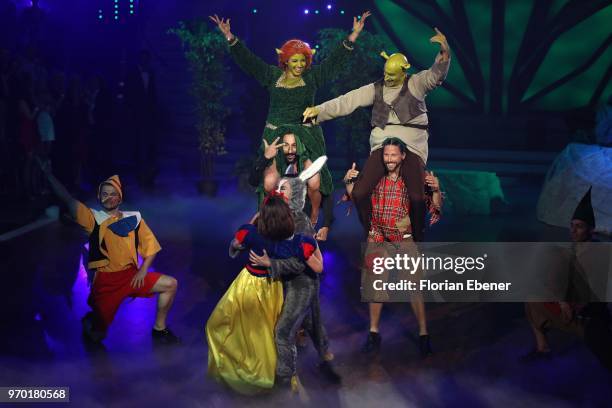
[234,156,333,385]
[271,158,331,383]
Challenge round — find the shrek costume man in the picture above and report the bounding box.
[210,12,370,223]
[303,28,450,241]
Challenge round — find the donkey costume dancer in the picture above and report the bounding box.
[251,156,339,389]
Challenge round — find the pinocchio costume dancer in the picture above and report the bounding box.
[40,165,180,344]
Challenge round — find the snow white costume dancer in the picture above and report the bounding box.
[206,195,323,395]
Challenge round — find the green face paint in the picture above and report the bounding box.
[383,53,410,87]
[286,53,306,77]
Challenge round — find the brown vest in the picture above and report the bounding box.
[371,78,428,130]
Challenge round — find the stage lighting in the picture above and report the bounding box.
[327,4,332,10]
[340,10,345,14]
[252,8,257,14]
[315,10,319,14]
[304,9,309,15]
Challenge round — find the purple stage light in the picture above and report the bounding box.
[304,9,309,15]
[327,4,332,10]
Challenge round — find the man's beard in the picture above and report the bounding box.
[385,162,399,171]
[285,154,297,164]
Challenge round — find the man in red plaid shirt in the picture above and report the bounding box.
[344,137,442,357]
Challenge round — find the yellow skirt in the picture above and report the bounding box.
[206,268,283,395]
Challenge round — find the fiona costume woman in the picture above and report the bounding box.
[209,12,370,223]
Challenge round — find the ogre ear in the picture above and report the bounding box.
[380,51,390,60]
[275,48,283,55]
[311,49,316,56]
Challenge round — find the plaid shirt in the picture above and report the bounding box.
[369,176,441,242]
[370,176,411,242]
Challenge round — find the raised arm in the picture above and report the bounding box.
[409,27,451,99]
[310,11,371,87]
[248,137,282,187]
[38,157,78,218]
[424,171,443,225]
[343,163,360,197]
[210,14,280,87]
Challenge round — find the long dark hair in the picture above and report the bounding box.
[257,195,294,240]
[381,137,408,154]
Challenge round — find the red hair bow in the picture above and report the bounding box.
[262,190,286,206]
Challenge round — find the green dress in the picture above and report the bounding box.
[229,38,353,198]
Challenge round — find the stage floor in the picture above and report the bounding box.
[1,178,610,407]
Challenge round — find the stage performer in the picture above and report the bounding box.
[303,27,450,241]
[39,163,180,345]
[206,195,323,395]
[344,138,442,356]
[250,157,340,391]
[523,188,612,370]
[209,11,370,225]
[249,124,334,240]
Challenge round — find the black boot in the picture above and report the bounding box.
[81,312,105,343]
[318,361,341,384]
[152,328,181,345]
[419,334,433,358]
[362,331,381,354]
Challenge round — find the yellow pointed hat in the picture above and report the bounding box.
[98,175,123,200]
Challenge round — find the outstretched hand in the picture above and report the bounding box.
[303,106,320,123]
[348,11,371,42]
[430,27,449,52]
[209,14,233,41]
[352,11,371,34]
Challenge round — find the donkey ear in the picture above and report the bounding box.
[299,156,327,182]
